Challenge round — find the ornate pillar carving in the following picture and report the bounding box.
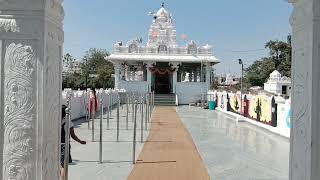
[289,0,320,179]
[144,62,155,91]
[131,70,135,81]
[188,71,192,82]
[125,65,130,81]
[196,68,200,82]
[205,62,211,89]
[0,0,64,179]
[113,62,121,89]
[120,64,125,81]
[170,62,180,93]
[192,71,196,82]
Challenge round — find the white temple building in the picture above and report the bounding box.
[106,4,220,104]
[217,73,239,86]
[264,70,291,96]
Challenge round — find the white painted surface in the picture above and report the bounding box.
[0,0,64,179]
[264,70,292,96]
[289,0,320,179]
[176,82,209,104]
[62,89,123,121]
[118,81,149,95]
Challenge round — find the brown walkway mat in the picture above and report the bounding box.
[128,107,210,180]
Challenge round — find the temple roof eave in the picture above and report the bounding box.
[105,54,220,64]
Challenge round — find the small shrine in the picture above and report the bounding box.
[264,70,291,96]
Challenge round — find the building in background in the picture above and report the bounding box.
[106,4,220,104]
[264,70,291,96]
[63,61,82,75]
[217,73,239,86]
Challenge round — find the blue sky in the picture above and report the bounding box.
[64,0,292,75]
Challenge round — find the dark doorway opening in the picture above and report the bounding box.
[155,73,172,94]
[282,85,287,95]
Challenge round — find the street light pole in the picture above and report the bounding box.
[85,57,88,90]
[238,59,244,115]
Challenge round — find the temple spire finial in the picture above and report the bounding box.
[162,2,165,8]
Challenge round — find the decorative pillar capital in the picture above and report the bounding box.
[111,61,123,69]
[169,62,181,71]
[144,61,156,69]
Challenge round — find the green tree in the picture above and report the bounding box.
[245,36,292,87]
[82,48,113,89]
[63,53,76,72]
[265,35,292,77]
[62,53,78,89]
[62,49,114,89]
[245,58,275,87]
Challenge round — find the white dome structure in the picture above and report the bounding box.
[264,70,291,96]
[269,70,281,81]
[156,7,169,17]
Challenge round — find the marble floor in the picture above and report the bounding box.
[68,105,289,180]
[177,106,289,180]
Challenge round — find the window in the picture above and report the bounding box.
[128,43,138,53]
[282,85,287,95]
[158,45,167,53]
[188,45,197,54]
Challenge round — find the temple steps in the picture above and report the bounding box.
[154,94,177,106]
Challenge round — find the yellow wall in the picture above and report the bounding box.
[248,95,272,123]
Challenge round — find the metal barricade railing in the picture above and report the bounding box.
[126,93,129,130]
[74,90,153,166]
[140,97,144,143]
[92,104,95,142]
[64,95,71,180]
[132,100,138,164]
[131,93,135,122]
[99,99,103,163]
[107,93,110,130]
[116,95,120,142]
[145,94,148,130]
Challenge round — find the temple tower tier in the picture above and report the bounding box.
[106,3,220,105]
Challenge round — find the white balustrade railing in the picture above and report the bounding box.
[62,88,126,120]
[114,46,213,55]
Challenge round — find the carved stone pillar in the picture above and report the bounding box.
[196,68,200,82]
[170,63,180,93]
[192,71,196,82]
[113,62,121,89]
[120,64,125,81]
[188,71,192,82]
[206,63,211,89]
[289,0,320,179]
[0,0,64,179]
[126,66,130,81]
[131,70,135,81]
[144,62,154,91]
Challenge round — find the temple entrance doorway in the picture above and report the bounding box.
[150,63,174,94]
[154,72,172,94]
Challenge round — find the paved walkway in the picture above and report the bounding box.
[128,107,210,180]
[69,104,149,180]
[177,106,289,180]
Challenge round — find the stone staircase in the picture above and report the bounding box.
[154,94,177,106]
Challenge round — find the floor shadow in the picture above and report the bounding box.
[71,159,132,164]
[135,160,176,164]
[89,140,172,143]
